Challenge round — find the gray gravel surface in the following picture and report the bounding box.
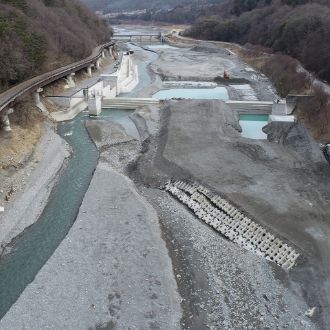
[130,99,329,329]
[0,164,181,330]
[142,187,315,330]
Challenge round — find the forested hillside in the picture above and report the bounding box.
[82,0,224,12]
[185,0,330,82]
[0,0,112,92]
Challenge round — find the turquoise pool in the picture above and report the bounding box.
[153,87,229,100]
[239,114,269,140]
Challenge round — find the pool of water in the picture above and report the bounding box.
[153,87,229,100]
[239,114,269,140]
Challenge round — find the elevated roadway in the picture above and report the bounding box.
[0,41,115,113]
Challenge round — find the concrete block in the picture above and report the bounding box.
[272,102,287,115]
[88,96,102,116]
[268,115,295,123]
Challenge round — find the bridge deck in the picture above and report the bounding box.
[113,34,159,37]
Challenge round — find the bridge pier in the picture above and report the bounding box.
[86,65,93,77]
[112,45,119,60]
[65,73,76,88]
[95,58,101,69]
[0,108,14,132]
[33,88,48,113]
[88,94,102,116]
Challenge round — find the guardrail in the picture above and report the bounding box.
[0,41,115,112]
[113,34,159,37]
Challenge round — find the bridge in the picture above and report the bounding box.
[0,41,116,131]
[113,33,164,42]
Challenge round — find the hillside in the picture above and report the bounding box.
[0,0,112,93]
[185,0,330,82]
[82,0,224,12]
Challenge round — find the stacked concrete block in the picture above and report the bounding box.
[164,180,300,269]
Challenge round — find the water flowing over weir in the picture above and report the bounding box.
[0,113,99,318]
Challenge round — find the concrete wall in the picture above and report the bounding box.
[88,80,116,99]
[226,101,273,114]
[100,74,118,97]
[272,102,287,116]
[48,89,84,109]
[98,54,138,97]
[116,54,139,94]
[88,96,102,116]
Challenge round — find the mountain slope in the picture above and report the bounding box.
[0,0,112,92]
[82,0,224,12]
[185,0,330,82]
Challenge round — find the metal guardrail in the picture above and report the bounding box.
[0,41,115,112]
[113,34,159,37]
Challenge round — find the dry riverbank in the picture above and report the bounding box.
[0,124,69,248]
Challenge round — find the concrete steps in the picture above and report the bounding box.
[226,100,273,114]
[103,97,159,109]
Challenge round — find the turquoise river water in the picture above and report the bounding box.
[239,114,269,139]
